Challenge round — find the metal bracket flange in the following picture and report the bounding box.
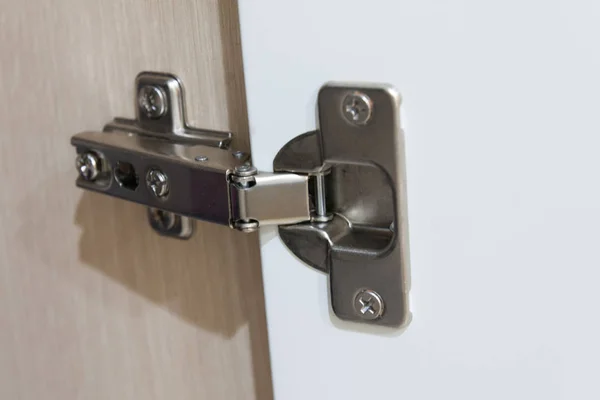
[274,83,410,328]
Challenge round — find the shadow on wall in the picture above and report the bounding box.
[74,192,261,337]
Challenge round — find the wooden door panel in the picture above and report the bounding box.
[0,1,272,399]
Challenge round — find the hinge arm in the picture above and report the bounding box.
[71,128,313,233]
[228,167,311,232]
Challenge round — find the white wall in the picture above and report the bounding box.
[239,1,600,399]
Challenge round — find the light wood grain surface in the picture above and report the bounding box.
[0,0,272,399]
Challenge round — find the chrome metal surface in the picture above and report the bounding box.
[232,151,246,159]
[233,220,260,233]
[71,72,248,237]
[233,164,258,177]
[342,91,373,125]
[75,152,101,181]
[147,208,194,239]
[311,172,333,223]
[146,168,169,198]
[273,131,323,175]
[230,173,256,188]
[275,83,410,327]
[72,129,236,226]
[353,289,384,320]
[149,207,176,230]
[104,72,233,148]
[314,173,327,217]
[138,85,167,119]
[71,75,409,327]
[229,164,259,231]
[230,172,311,228]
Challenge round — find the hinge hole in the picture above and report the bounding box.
[114,161,139,191]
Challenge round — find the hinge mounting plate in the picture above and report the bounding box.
[274,83,410,327]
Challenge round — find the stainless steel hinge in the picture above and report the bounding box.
[71,72,410,328]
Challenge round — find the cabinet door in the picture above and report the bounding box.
[239,1,600,399]
[0,1,271,399]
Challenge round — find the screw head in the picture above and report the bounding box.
[138,85,167,119]
[353,289,384,320]
[234,164,258,177]
[146,168,169,198]
[148,208,176,231]
[75,152,101,181]
[195,155,208,162]
[342,92,373,125]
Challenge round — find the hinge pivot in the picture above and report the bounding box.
[229,166,311,232]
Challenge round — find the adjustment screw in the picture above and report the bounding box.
[353,289,384,320]
[75,152,101,181]
[138,85,167,119]
[342,91,373,125]
[148,208,176,232]
[146,168,169,198]
[234,164,258,177]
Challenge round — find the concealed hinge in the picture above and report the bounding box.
[71,72,410,328]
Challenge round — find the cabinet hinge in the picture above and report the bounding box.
[71,71,410,328]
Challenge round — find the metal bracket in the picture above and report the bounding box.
[71,72,410,328]
[274,84,410,327]
[72,72,242,238]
